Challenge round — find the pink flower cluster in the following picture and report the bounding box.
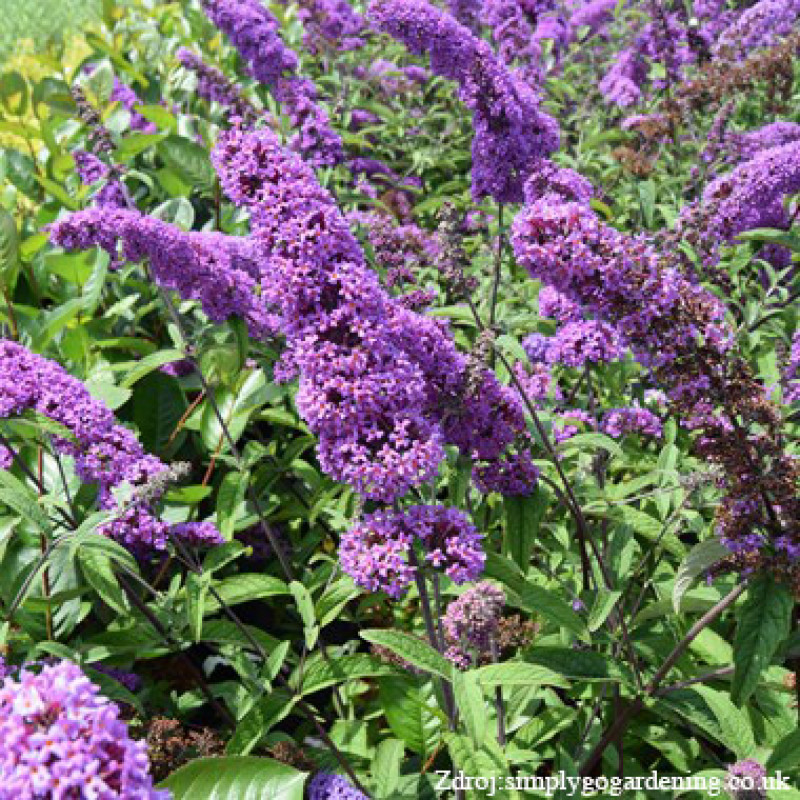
[340,505,485,598]
[0,660,167,798]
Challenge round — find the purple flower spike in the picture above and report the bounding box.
[201,0,343,166]
[369,0,558,202]
[0,340,221,552]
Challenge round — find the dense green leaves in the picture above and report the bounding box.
[0,0,797,792]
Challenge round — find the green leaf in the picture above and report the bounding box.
[204,541,248,573]
[226,692,296,755]
[611,505,685,558]
[0,470,50,532]
[157,135,216,192]
[68,521,139,571]
[315,577,359,628]
[372,739,404,798]
[483,551,527,599]
[361,629,453,679]
[10,409,77,443]
[588,588,621,632]
[120,349,185,388]
[186,572,207,643]
[201,344,245,387]
[77,548,129,615]
[495,333,528,363]
[637,179,656,227]
[167,485,213,503]
[689,686,756,758]
[160,756,307,799]
[446,734,517,800]
[84,378,132,412]
[766,728,800,773]
[85,666,144,713]
[35,175,79,209]
[658,689,755,760]
[289,580,318,649]
[216,470,249,539]
[200,619,279,653]
[503,488,549,570]
[135,104,178,132]
[84,249,110,315]
[452,669,487,745]
[32,77,74,115]
[558,432,623,459]
[474,662,569,688]
[299,654,396,696]
[736,228,800,252]
[4,149,37,198]
[85,61,114,104]
[673,538,729,613]
[152,197,195,230]
[201,371,272,451]
[265,641,290,681]
[116,132,167,160]
[85,33,148,87]
[131,372,185,453]
[31,298,84,350]
[378,675,442,758]
[526,647,625,682]
[0,71,28,115]
[0,206,19,291]
[731,575,793,705]
[202,574,288,613]
[517,583,589,641]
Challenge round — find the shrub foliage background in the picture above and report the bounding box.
[0,0,798,797]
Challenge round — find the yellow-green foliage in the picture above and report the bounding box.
[0,0,100,62]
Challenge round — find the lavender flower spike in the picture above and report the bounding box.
[177,48,258,123]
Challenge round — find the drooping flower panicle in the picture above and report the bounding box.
[212,125,444,501]
[177,48,258,122]
[0,340,222,551]
[49,207,277,340]
[511,161,799,581]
